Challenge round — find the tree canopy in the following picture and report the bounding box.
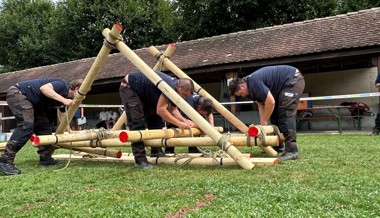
[0,0,378,73]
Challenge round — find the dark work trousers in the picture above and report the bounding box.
[0,91,54,164]
[270,74,305,153]
[373,103,380,132]
[120,87,164,164]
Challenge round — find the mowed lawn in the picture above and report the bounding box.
[0,134,379,217]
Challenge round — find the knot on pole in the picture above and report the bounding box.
[153,51,163,60]
[91,128,107,148]
[271,124,284,144]
[171,127,179,138]
[218,133,232,152]
[74,92,86,101]
[103,39,117,50]
[84,129,97,148]
[256,125,267,147]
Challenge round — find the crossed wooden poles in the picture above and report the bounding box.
[1,24,282,169]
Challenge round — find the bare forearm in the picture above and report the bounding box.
[158,109,182,127]
[40,84,67,104]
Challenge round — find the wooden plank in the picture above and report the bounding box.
[52,153,279,166]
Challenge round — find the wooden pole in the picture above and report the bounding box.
[55,133,276,148]
[52,24,123,157]
[147,46,277,157]
[31,130,124,146]
[64,148,122,158]
[102,29,254,169]
[111,111,126,131]
[55,127,223,148]
[143,135,279,147]
[118,127,223,142]
[53,153,279,166]
[56,24,122,134]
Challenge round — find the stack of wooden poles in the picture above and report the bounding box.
[1,24,284,169]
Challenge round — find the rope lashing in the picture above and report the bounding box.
[103,32,123,50]
[271,125,283,144]
[256,125,267,147]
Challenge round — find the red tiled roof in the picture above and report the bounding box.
[1,7,380,92]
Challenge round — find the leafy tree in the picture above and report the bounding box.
[169,0,379,41]
[0,0,176,72]
[0,0,56,72]
[0,0,379,73]
[50,0,176,62]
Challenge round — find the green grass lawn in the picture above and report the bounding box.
[0,134,379,217]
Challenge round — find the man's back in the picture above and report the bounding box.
[128,71,177,105]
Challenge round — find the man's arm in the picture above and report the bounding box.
[257,91,275,125]
[156,95,191,129]
[80,107,84,118]
[207,113,214,126]
[40,83,74,106]
[376,83,380,89]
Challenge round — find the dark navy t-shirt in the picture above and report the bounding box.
[16,78,69,107]
[244,65,297,103]
[180,94,200,118]
[375,73,380,84]
[128,71,178,105]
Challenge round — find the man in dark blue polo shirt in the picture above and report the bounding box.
[229,65,305,161]
[0,78,83,175]
[119,71,194,169]
[372,73,380,136]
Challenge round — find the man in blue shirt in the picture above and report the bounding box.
[119,71,194,169]
[229,65,305,161]
[372,73,380,136]
[0,78,83,175]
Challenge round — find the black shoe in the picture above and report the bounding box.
[150,152,167,158]
[0,162,21,175]
[39,159,65,166]
[272,145,285,154]
[372,131,379,136]
[135,161,154,169]
[279,152,299,161]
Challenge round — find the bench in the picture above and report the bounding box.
[296,106,372,133]
[297,114,367,131]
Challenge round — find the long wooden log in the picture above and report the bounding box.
[111,111,126,131]
[118,127,223,142]
[53,153,279,166]
[54,24,123,157]
[120,152,253,158]
[56,134,276,148]
[147,46,277,157]
[31,130,124,146]
[55,127,223,148]
[144,135,279,147]
[65,148,122,158]
[56,24,122,133]
[102,29,254,169]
